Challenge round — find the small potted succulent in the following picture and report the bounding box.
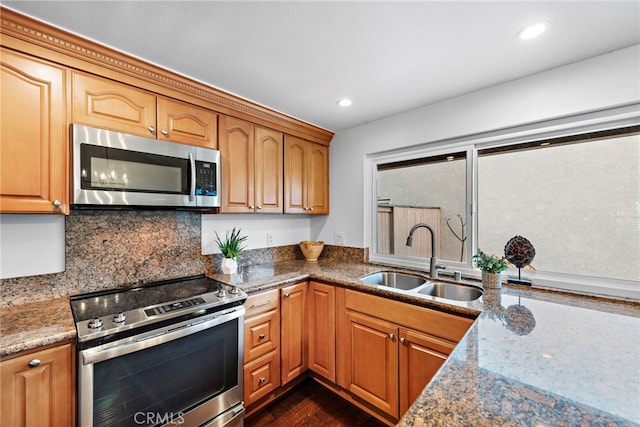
[473,249,509,288]
[215,227,247,274]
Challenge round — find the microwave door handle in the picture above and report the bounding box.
[188,152,196,202]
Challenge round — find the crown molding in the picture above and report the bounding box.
[0,7,333,145]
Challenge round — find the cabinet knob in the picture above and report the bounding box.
[161,129,169,136]
[52,199,62,207]
[400,337,407,345]
[148,125,156,133]
[309,207,314,212]
[258,333,265,339]
[284,293,290,298]
[388,333,395,340]
[28,359,41,368]
[257,205,262,210]
[259,377,266,384]
[249,205,254,210]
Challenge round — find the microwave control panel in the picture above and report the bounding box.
[195,161,218,196]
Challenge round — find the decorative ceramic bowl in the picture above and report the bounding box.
[300,241,324,262]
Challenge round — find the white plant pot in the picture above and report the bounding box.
[221,257,238,275]
[482,271,502,289]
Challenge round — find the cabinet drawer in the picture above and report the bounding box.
[243,349,280,406]
[244,309,279,363]
[245,289,279,318]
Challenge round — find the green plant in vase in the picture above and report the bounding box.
[473,249,509,288]
[215,227,247,274]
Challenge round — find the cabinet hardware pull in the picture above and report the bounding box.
[259,377,266,384]
[161,129,169,136]
[28,359,41,368]
[258,333,265,339]
[400,337,406,344]
[148,125,155,133]
[284,293,290,298]
[249,205,254,209]
[309,207,314,211]
[250,300,272,309]
[52,199,62,207]
[388,333,395,340]
[257,205,262,210]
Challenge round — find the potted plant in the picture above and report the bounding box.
[214,227,247,274]
[473,249,509,288]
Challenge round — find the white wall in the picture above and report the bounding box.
[201,214,311,254]
[0,215,65,279]
[318,45,640,248]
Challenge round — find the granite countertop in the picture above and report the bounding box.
[212,260,640,426]
[2,260,639,425]
[0,297,76,357]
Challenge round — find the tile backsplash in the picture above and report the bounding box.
[0,210,366,306]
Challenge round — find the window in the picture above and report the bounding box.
[376,152,468,263]
[367,107,640,298]
[478,131,639,283]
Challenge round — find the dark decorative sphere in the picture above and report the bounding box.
[504,235,535,268]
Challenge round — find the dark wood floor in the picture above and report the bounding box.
[244,378,388,427]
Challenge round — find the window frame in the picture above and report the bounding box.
[365,103,640,300]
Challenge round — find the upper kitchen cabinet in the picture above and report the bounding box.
[219,115,283,213]
[0,48,68,214]
[72,72,217,148]
[284,135,329,214]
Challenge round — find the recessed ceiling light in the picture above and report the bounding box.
[337,98,352,107]
[518,22,547,40]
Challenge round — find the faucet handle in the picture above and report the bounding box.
[435,263,447,270]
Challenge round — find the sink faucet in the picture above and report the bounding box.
[406,223,445,278]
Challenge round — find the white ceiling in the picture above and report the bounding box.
[3,1,639,132]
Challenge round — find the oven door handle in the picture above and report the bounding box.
[81,307,244,365]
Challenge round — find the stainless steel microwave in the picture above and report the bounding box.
[72,124,220,209]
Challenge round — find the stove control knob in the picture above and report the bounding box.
[88,318,103,329]
[217,289,226,298]
[113,312,126,323]
[230,286,240,295]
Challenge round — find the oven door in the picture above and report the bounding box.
[78,308,244,427]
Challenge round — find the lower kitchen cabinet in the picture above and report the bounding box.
[280,281,307,385]
[243,282,308,412]
[339,288,473,421]
[307,281,336,381]
[243,289,280,406]
[398,327,455,415]
[0,343,74,427]
[344,310,399,418]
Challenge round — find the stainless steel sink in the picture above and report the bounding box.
[416,282,483,301]
[360,271,428,290]
[360,270,483,302]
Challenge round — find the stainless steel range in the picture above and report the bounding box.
[70,275,247,427]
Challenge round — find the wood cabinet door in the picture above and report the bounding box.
[344,311,399,419]
[72,71,156,137]
[219,115,255,213]
[0,344,74,427]
[254,126,283,213]
[1,49,68,214]
[156,97,217,148]
[307,141,329,214]
[283,135,307,214]
[398,328,455,416]
[308,281,336,381]
[280,282,307,385]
